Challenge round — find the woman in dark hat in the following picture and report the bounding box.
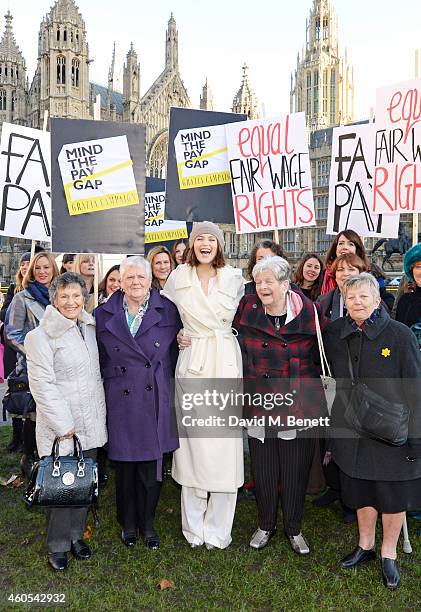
[396,243,421,346]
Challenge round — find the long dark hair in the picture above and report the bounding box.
[98,265,120,297]
[294,253,324,300]
[246,239,284,280]
[324,230,368,268]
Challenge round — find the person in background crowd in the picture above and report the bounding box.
[147,246,174,291]
[396,243,421,345]
[321,230,369,295]
[324,273,421,590]
[98,265,121,305]
[60,254,76,274]
[1,252,32,452]
[162,222,244,550]
[392,274,416,318]
[234,256,328,555]
[369,263,395,313]
[294,253,324,301]
[96,257,180,551]
[5,252,59,478]
[172,239,188,267]
[25,272,107,572]
[245,239,284,295]
[74,255,95,313]
[318,254,368,320]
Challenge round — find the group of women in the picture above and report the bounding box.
[1,228,420,591]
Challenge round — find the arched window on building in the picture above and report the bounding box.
[148,133,168,179]
[306,71,312,116]
[0,90,6,111]
[70,31,73,42]
[323,17,329,40]
[57,28,60,42]
[315,18,320,42]
[323,69,328,113]
[71,59,80,87]
[57,56,66,85]
[330,69,336,125]
[313,70,319,115]
[11,91,16,113]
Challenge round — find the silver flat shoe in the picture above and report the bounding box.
[249,527,276,550]
[288,533,310,555]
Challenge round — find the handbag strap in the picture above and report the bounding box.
[313,304,332,378]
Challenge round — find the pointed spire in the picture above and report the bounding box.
[165,13,178,70]
[200,77,214,111]
[50,0,84,25]
[0,10,24,60]
[232,63,260,119]
[108,41,116,87]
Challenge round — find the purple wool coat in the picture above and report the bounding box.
[95,288,181,468]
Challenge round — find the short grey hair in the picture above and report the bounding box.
[343,272,380,301]
[120,256,152,280]
[49,272,89,305]
[252,256,291,283]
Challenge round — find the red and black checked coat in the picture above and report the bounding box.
[233,292,329,429]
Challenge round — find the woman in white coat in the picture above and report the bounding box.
[162,221,244,549]
[25,272,107,572]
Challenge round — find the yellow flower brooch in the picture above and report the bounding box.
[381,348,391,358]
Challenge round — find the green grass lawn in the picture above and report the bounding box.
[0,426,420,611]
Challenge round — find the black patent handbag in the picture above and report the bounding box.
[24,435,98,508]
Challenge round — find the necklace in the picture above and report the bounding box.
[264,305,286,331]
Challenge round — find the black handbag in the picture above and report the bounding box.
[2,370,36,420]
[344,345,409,446]
[24,435,98,508]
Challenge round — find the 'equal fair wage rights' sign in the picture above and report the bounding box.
[225,114,315,234]
[372,79,421,214]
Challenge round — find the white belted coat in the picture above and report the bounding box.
[161,264,244,492]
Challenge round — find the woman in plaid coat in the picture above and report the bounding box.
[233,256,328,555]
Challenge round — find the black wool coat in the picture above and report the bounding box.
[324,307,421,481]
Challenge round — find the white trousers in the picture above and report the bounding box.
[181,486,237,549]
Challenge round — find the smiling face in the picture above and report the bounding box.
[152,253,171,283]
[120,265,151,303]
[19,260,30,278]
[106,270,121,296]
[302,257,321,285]
[255,270,289,308]
[193,234,218,265]
[80,257,95,277]
[412,261,421,287]
[335,262,360,292]
[34,256,54,287]
[345,284,381,324]
[336,235,357,257]
[175,242,186,265]
[55,283,84,321]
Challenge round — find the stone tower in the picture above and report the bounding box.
[0,11,27,126]
[200,78,214,111]
[232,64,260,119]
[165,13,178,71]
[123,43,141,123]
[290,0,354,130]
[29,0,90,127]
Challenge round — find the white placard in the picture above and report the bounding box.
[0,123,51,242]
[225,113,315,234]
[327,123,399,238]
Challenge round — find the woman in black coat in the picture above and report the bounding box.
[395,243,421,347]
[324,273,421,590]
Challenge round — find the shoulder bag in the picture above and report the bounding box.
[313,304,336,415]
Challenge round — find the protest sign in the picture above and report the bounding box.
[226,113,315,234]
[51,119,145,254]
[144,191,187,244]
[165,107,246,224]
[327,124,399,237]
[57,135,139,216]
[174,124,230,189]
[0,123,51,242]
[372,79,421,215]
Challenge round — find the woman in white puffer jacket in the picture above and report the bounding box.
[25,272,107,572]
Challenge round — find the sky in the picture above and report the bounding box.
[4,0,421,121]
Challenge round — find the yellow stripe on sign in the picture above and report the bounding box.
[178,170,231,190]
[64,159,134,190]
[177,146,228,168]
[145,213,165,223]
[145,226,188,243]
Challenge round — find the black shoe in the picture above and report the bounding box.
[340,546,376,568]
[381,558,400,590]
[7,418,24,452]
[71,540,91,560]
[48,552,67,571]
[313,488,340,507]
[98,473,108,486]
[20,454,34,480]
[144,529,160,550]
[121,530,136,548]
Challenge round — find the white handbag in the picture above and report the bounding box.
[313,305,336,415]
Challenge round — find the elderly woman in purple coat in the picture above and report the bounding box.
[95,256,181,550]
